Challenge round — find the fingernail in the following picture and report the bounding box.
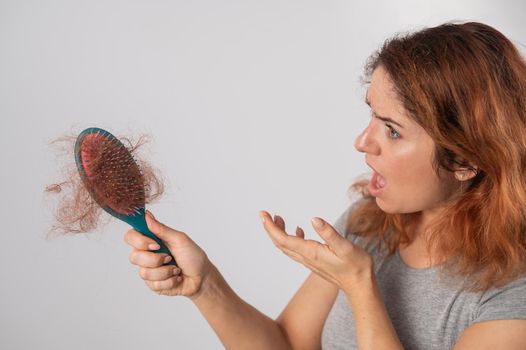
[259,211,266,223]
[311,217,324,228]
[164,255,172,264]
[146,210,156,220]
[176,276,183,282]
[173,268,180,275]
[148,243,161,250]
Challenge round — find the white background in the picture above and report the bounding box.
[1,0,525,349]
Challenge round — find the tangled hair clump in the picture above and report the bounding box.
[347,21,526,292]
[45,131,165,238]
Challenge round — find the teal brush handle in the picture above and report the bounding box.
[123,211,177,266]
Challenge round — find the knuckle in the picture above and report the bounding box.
[139,268,149,280]
[150,280,161,291]
[124,229,135,244]
[166,277,176,289]
[145,280,157,292]
[164,266,176,278]
[159,223,175,236]
[306,248,318,261]
[125,230,148,249]
[305,240,318,251]
[341,243,354,255]
[128,250,137,264]
[156,254,167,266]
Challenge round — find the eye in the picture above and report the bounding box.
[385,123,401,140]
[369,110,402,140]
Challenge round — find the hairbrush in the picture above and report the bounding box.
[74,127,176,266]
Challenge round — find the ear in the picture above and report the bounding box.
[454,165,479,181]
[452,155,479,181]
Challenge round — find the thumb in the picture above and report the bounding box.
[311,217,347,256]
[145,210,178,244]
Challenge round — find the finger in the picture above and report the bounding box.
[274,214,286,230]
[260,211,303,250]
[124,229,161,251]
[295,226,305,239]
[129,248,173,268]
[139,265,182,282]
[145,210,166,236]
[146,276,183,293]
[263,211,330,258]
[145,211,186,242]
[311,217,349,256]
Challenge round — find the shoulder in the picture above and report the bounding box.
[452,275,526,348]
[455,278,526,350]
[473,275,526,322]
[454,320,526,349]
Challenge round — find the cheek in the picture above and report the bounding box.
[388,147,436,188]
[400,161,438,190]
[381,152,443,212]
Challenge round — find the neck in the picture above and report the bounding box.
[399,209,444,268]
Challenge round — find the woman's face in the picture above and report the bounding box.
[354,66,457,215]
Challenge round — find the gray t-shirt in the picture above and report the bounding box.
[321,202,526,350]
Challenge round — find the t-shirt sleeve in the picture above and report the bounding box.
[473,276,526,323]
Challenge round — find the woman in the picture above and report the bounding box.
[124,21,526,349]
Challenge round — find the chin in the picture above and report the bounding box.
[374,197,395,213]
[374,197,420,215]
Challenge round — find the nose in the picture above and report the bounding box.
[354,122,380,154]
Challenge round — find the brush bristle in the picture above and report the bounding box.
[79,133,145,216]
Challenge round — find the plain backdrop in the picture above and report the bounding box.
[1,0,525,349]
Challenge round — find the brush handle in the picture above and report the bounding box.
[127,213,177,266]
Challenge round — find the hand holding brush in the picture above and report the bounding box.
[125,211,212,297]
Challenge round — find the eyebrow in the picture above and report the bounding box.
[365,95,405,129]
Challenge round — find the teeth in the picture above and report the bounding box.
[376,173,387,188]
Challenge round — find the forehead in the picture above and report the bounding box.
[366,66,404,111]
[367,66,431,138]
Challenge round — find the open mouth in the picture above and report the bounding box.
[372,171,387,189]
[367,168,388,196]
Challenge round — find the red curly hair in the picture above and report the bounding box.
[346,21,526,291]
[45,133,165,237]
